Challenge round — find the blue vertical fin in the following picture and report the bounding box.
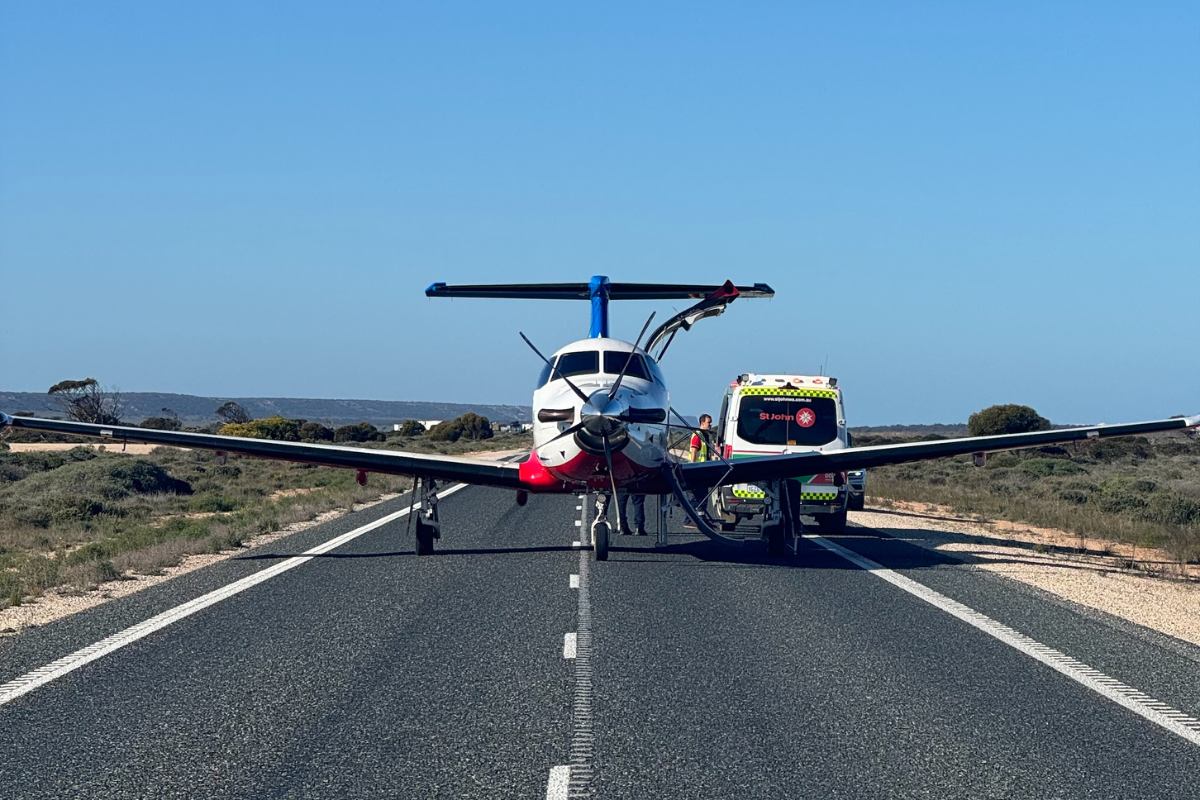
[589,275,610,338]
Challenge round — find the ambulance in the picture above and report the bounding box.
[708,373,850,532]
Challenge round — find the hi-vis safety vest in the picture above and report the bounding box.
[690,432,709,462]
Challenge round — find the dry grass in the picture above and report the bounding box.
[0,446,412,606]
[864,430,1200,568]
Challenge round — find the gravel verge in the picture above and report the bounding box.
[855,500,1200,647]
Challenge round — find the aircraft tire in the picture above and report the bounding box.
[415,519,436,556]
[593,521,609,561]
[766,521,786,557]
[816,507,848,534]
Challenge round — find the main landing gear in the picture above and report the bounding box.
[414,477,441,556]
[762,480,802,557]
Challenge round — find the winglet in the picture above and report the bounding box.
[1184,414,1200,428]
[0,413,13,427]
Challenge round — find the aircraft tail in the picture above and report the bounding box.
[426,276,774,338]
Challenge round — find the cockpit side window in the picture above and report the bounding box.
[536,360,555,388]
[644,354,666,385]
[556,351,599,378]
[602,351,651,381]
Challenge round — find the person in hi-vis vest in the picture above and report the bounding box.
[684,414,714,528]
[689,414,712,462]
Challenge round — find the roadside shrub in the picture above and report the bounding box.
[1096,476,1156,514]
[968,404,1051,437]
[1055,480,1099,505]
[983,453,1019,469]
[0,447,97,483]
[333,422,384,443]
[1082,436,1153,463]
[220,416,302,441]
[1141,493,1200,526]
[299,422,335,442]
[0,456,192,527]
[394,419,426,437]
[427,413,493,442]
[1015,458,1086,478]
[139,416,182,431]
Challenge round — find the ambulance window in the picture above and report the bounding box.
[736,395,838,446]
[556,351,599,378]
[603,351,650,381]
[717,390,730,444]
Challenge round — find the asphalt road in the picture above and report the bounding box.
[3,484,1200,799]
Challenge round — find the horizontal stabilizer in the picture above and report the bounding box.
[426,281,774,301]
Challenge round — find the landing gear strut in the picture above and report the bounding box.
[414,477,440,556]
[763,480,801,557]
[591,492,611,561]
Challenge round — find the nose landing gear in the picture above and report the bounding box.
[591,492,611,561]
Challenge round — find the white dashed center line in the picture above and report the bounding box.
[545,765,570,799]
[563,632,578,659]
[569,574,580,589]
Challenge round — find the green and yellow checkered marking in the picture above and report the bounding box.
[730,478,840,502]
[738,387,838,399]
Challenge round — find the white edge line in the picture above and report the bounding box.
[545,765,570,799]
[805,533,1200,748]
[563,632,578,659]
[0,483,469,707]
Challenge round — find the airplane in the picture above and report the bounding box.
[4,275,1197,560]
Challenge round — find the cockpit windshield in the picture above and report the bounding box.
[555,351,599,379]
[603,351,650,382]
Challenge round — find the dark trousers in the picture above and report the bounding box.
[619,494,646,530]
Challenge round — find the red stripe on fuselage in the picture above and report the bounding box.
[520,447,656,491]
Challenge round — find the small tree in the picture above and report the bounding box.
[299,422,335,442]
[140,407,181,431]
[334,422,385,443]
[967,404,1051,437]
[220,415,303,441]
[395,419,426,437]
[427,413,493,442]
[48,378,124,424]
[215,401,251,425]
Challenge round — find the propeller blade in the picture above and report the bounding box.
[539,420,586,448]
[519,331,591,404]
[602,431,620,500]
[607,311,656,401]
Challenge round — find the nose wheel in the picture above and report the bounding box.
[591,492,611,561]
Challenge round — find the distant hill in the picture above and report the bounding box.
[0,391,531,428]
[849,423,969,436]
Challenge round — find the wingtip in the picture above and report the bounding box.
[0,412,13,426]
[425,282,446,297]
[1184,414,1200,428]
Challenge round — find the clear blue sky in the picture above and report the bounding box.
[1,2,1196,425]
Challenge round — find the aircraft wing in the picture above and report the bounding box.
[679,415,1200,490]
[0,414,523,489]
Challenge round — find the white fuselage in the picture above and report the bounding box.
[526,337,671,491]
